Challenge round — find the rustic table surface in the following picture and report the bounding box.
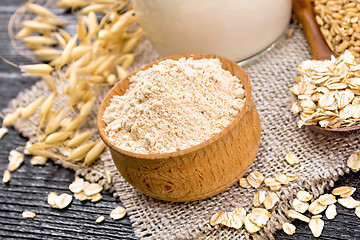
[0,1,359,239]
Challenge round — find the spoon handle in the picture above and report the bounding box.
[292,0,336,60]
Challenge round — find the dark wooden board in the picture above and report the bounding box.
[0,1,359,239]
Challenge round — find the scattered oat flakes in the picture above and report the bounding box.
[233,207,247,217]
[286,210,310,223]
[104,167,112,184]
[251,208,271,218]
[74,191,87,201]
[332,186,356,197]
[340,187,357,198]
[248,208,270,228]
[338,197,360,209]
[246,171,264,188]
[55,193,73,209]
[263,192,279,210]
[2,170,10,183]
[309,217,324,238]
[90,193,102,203]
[347,152,360,172]
[275,174,290,185]
[0,126,8,139]
[318,194,337,205]
[355,206,360,219]
[244,215,260,233]
[22,211,36,219]
[239,178,251,188]
[247,213,269,228]
[83,183,103,196]
[264,177,281,191]
[309,199,327,215]
[285,154,299,165]
[210,212,224,226]
[69,178,85,193]
[286,173,298,182]
[221,212,245,229]
[292,198,309,213]
[30,156,47,165]
[286,28,294,39]
[96,215,105,223]
[283,222,296,235]
[325,204,337,220]
[210,207,246,229]
[110,206,126,220]
[253,190,266,207]
[47,192,58,208]
[8,150,24,172]
[297,191,313,202]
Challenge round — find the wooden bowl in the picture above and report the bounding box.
[97,53,261,202]
[293,0,360,136]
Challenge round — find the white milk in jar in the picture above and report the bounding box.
[132,0,292,62]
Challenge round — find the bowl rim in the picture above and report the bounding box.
[97,53,253,160]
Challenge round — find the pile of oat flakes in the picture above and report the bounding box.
[210,152,360,237]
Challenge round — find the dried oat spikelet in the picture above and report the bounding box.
[82,141,106,166]
[26,3,57,19]
[44,109,68,135]
[44,131,72,144]
[122,28,143,54]
[20,64,54,76]
[66,130,93,148]
[21,96,44,119]
[22,20,57,31]
[68,141,96,161]
[41,75,57,92]
[2,109,22,126]
[57,34,78,68]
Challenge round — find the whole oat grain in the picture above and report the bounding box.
[103,57,246,154]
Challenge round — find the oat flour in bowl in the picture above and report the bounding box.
[102,57,246,154]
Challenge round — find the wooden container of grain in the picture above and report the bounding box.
[97,53,261,202]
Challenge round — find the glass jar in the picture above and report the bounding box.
[132,0,292,62]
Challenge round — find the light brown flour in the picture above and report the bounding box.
[102,57,245,154]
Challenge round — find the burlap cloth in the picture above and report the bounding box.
[2,25,359,239]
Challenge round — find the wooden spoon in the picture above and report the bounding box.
[293,0,360,136]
